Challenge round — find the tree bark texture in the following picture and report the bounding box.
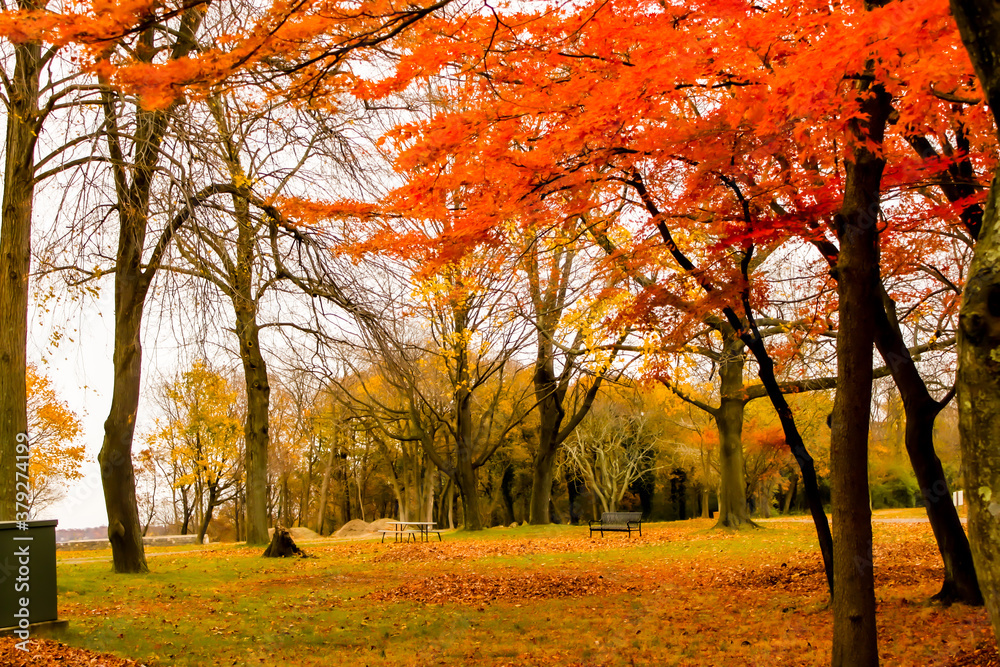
[714,334,750,528]
[0,17,41,521]
[949,0,1000,642]
[829,83,892,667]
[528,388,561,525]
[100,294,150,573]
[450,302,484,530]
[238,304,270,544]
[455,389,483,530]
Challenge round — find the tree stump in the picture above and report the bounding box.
[262,526,308,558]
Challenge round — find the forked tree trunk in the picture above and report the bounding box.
[98,9,205,573]
[528,423,559,524]
[0,11,41,522]
[948,0,1000,642]
[197,485,219,545]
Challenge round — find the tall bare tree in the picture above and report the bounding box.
[96,6,208,572]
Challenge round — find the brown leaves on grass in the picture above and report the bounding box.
[949,640,1000,667]
[0,637,145,666]
[703,559,828,595]
[366,571,643,605]
[371,535,665,565]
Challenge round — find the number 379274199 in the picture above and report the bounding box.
[14,432,30,518]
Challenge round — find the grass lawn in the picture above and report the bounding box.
[28,517,996,665]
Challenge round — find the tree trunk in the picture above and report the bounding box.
[957,208,1000,632]
[340,448,352,524]
[236,297,270,544]
[454,383,484,529]
[99,292,149,574]
[829,81,892,667]
[714,337,750,528]
[313,439,336,534]
[455,440,482,530]
[742,331,834,591]
[872,294,981,604]
[528,430,559,525]
[948,0,1000,642]
[234,489,242,541]
[96,9,204,573]
[910,404,982,604]
[422,468,434,524]
[0,27,39,522]
[180,487,192,535]
[528,338,563,525]
[445,477,455,529]
[210,94,271,545]
[300,455,313,527]
[197,485,218,545]
[280,474,291,526]
[783,474,798,514]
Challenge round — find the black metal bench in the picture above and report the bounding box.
[589,511,642,537]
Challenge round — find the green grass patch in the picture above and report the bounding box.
[51,519,990,666]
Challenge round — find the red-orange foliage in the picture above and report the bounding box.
[337,0,992,352]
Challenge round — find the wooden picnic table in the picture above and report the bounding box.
[379,521,443,543]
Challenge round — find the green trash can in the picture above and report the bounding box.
[0,519,63,635]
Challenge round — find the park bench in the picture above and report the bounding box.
[589,511,643,537]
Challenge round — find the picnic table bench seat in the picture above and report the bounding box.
[589,511,643,537]
[378,524,444,543]
[378,529,421,543]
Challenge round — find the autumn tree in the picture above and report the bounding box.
[0,0,100,520]
[147,361,244,544]
[25,364,84,513]
[947,0,1000,645]
[88,2,214,573]
[162,91,298,544]
[512,217,631,525]
[342,7,992,654]
[332,363,445,524]
[564,391,660,514]
[0,2,42,520]
[0,0,456,565]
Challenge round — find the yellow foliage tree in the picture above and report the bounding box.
[147,361,243,543]
[26,364,84,513]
